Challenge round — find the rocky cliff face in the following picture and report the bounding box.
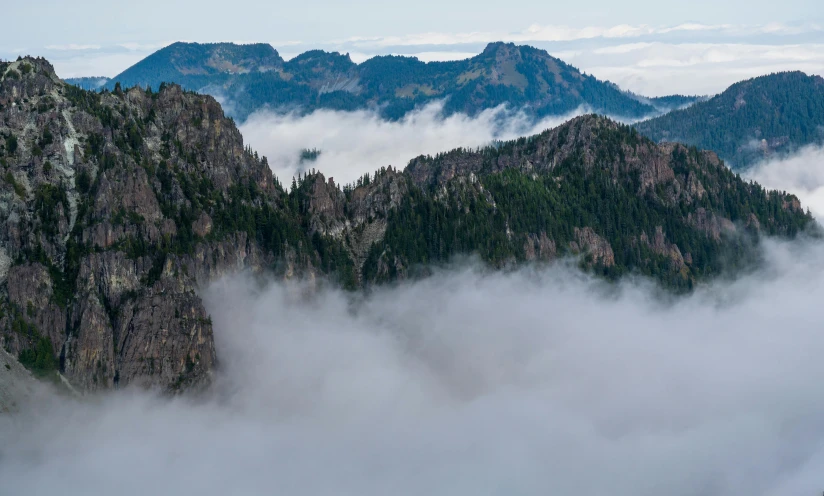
[0,57,294,392]
[0,57,813,394]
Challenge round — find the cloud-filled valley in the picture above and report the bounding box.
[239,102,592,186]
[3,240,824,495]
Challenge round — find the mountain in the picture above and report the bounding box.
[65,76,110,90]
[104,41,670,121]
[634,71,824,168]
[0,57,812,393]
[108,42,284,90]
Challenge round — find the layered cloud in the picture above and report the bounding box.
[578,42,824,96]
[339,22,823,48]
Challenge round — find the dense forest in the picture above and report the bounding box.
[635,71,824,168]
[97,42,697,121]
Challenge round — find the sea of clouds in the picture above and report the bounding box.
[2,238,824,495]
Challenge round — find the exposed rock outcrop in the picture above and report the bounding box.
[569,227,615,268]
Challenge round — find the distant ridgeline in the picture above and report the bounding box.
[92,41,699,121]
[0,57,813,393]
[635,71,824,169]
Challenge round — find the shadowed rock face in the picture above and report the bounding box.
[0,57,281,392]
[0,57,812,394]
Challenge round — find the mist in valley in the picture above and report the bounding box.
[238,102,595,186]
[746,144,824,218]
[2,238,824,495]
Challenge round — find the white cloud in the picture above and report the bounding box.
[575,43,824,96]
[4,239,824,494]
[594,43,655,54]
[239,102,591,186]
[746,145,824,218]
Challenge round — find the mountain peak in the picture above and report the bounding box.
[481,41,516,53]
[2,56,59,81]
[106,41,284,91]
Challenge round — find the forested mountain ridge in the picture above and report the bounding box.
[634,71,824,168]
[101,41,696,121]
[358,115,812,286]
[0,57,812,394]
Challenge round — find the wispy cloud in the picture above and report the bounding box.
[580,42,824,95]
[117,41,176,51]
[746,145,824,218]
[339,22,824,49]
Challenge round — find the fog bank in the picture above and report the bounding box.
[2,240,824,494]
[239,102,590,186]
[746,145,824,218]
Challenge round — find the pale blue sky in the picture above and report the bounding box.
[4,0,821,47]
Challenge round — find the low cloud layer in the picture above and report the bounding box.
[240,102,589,186]
[2,240,824,495]
[746,145,824,217]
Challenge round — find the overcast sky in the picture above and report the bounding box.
[2,0,823,95]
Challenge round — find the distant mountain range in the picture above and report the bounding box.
[63,43,824,170]
[95,41,698,121]
[635,71,824,168]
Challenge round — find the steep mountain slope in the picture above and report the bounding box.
[0,57,812,394]
[105,41,662,121]
[635,71,824,168]
[0,56,347,393]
